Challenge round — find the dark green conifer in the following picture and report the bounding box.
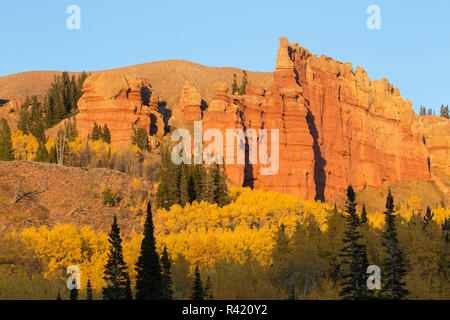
[361,204,368,224]
[135,203,164,300]
[102,216,132,300]
[423,206,434,228]
[381,190,409,300]
[161,246,174,300]
[339,185,369,300]
[91,123,101,141]
[239,70,248,95]
[102,124,111,144]
[70,287,78,300]
[86,279,93,300]
[0,118,14,161]
[191,264,204,300]
[231,74,238,94]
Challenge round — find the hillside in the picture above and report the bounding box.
[0,60,273,108]
[0,161,153,236]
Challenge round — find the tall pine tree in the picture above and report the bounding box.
[381,190,409,300]
[135,203,164,300]
[339,185,369,300]
[0,118,14,161]
[102,216,132,300]
[161,246,174,300]
[191,264,204,300]
[86,279,93,300]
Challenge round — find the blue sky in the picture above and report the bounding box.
[1,0,449,114]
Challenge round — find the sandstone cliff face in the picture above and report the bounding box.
[76,71,164,144]
[201,37,432,200]
[418,116,450,175]
[169,82,203,129]
[73,38,444,201]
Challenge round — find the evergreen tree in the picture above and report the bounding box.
[239,70,248,95]
[440,105,449,119]
[231,74,238,95]
[212,163,231,206]
[124,274,133,300]
[49,144,58,163]
[102,124,111,144]
[191,264,204,300]
[180,164,191,206]
[419,106,426,116]
[361,204,368,224]
[102,216,132,300]
[423,206,434,227]
[135,203,164,300]
[381,190,409,300]
[0,118,14,161]
[161,246,174,300]
[156,147,181,209]
[56,291,62,300]
[35,142,50,162]
[204,275,213,300]
[70,287,79,300]
[270,224,294,296]
[199,167,216,203]
[86,279,93,300]
[339,185,369,300]
[92,123,101,141]
[131,126,149,150]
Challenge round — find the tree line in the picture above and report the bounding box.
[156,147,231,210]
[419,104,449,118]
[66,203,213,300]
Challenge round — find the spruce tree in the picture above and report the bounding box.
[135,203,164,300]
[102,216,132,300]
[70,287,78,300]
[92,123,101,141]
[199,167,216,203]
[102,124,111,144]
[124,274,133,300]
[86,279,93,300]
[381,190,409,300]
[231,74,238,95]
[239,70,248,95]
[0,118,14,161]
[56,291,62,300]
[161,246,174,300]
[35,142,50,162]
[191,264,204,300]
[180,164,191,206]
[204,275,213,300]
[156,147,181,209]
[361,204,368,224]
[212,163,231,206]
[423,206,434,228]
[339,185,369,300]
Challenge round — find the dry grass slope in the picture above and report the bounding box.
[0,161,151,236]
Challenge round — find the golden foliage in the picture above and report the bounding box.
[11,130,39,161]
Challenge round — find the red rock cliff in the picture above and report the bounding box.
[201,37,431,200]
[76,71,164,144]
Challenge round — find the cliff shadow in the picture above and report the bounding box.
[242,135,255,189]
[306,109,326,202]
[140,87,151,106]
[157,101,172,134]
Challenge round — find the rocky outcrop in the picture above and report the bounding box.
[76,71,164,144]
[201,37,432,200]
[170,82,203,128]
